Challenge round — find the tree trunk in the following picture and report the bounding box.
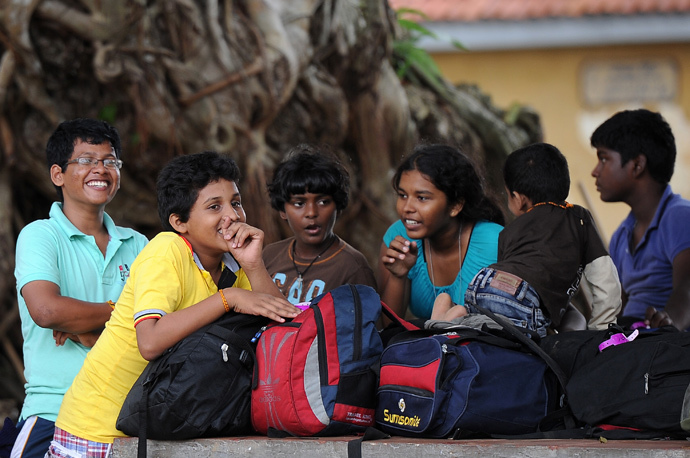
[0,0,541,412]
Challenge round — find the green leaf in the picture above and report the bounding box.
[396,8,430,21]
[398,19,438,39]
[130,132,141,146]
[407,48,441,76]
[450,39,468,51]
[99,104,117,124]
[504,103,523,125]
[391,5,466,86]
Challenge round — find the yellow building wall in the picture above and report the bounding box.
[433,43,690,243]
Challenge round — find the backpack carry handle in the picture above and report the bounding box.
[380,301,420,331]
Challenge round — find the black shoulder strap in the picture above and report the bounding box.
[347,427,390,458]
[137,383,149,458]
[471,302,569,389]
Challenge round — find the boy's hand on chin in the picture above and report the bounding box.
[227,288,300,322]
[222,221,265,268]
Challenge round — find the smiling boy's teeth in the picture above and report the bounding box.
[87,181,107,187]
[405,219,419,225]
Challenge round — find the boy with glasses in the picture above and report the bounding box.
[11,118,148,458]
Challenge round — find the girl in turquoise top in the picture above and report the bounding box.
[378,144,504,320]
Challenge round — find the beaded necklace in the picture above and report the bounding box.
[526,201,573,212]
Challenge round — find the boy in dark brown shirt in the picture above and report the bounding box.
[263,145,376,304]
[433,142,621,336]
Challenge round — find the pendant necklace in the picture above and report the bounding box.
[426,223,462,298]
[291,235,337,286]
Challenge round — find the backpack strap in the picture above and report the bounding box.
[347,427,390,458]
[380,301,420,331]
[471,302,577,429]
[137,380,150,458]
[134,323,257,457]
[471,303,568,388]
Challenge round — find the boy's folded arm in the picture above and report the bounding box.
[135,292,228,360]
[135,288,299,361]
[53,329,101,347]
[22,280,113,333]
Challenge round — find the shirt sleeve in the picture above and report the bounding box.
[660,204,690,263]
[466,221,502,270]
[344,259,378,290]
[584,255,622,330]
[132,254,183,326]
[15,221,61,291]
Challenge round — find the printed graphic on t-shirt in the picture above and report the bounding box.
[271,272,326,304]
[119,264,130,282]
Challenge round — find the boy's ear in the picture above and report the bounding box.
[450,200,465,218]
[631,154,647,177]
[169,214,188,234]
[279,210,288,221]
[513,191,533,213]
[50,164,65,187]
[520,194,534,212]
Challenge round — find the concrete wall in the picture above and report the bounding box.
[112,436,690,458]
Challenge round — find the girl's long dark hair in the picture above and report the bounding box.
[392,144,505,226]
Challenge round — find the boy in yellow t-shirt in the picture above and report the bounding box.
[48,151,299,457]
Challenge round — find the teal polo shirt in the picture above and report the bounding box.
[15,202,148,422]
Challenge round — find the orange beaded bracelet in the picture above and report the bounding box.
[219,289,230,313]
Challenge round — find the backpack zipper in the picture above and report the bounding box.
[350,284,363,361]
[313,304,329,386]
[250,325,268,344]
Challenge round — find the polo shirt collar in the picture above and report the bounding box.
[49,201,131,242]
[178,235,241,274]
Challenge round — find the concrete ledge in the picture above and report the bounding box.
[112,436,690,458]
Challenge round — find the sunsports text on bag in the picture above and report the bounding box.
[376,329,561,438]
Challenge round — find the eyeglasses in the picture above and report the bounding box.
[64,157,123,170]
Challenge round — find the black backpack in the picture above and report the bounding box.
[116,311,269,457]
[541,325,690,438]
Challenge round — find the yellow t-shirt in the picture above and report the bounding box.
[56,232,250,443]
